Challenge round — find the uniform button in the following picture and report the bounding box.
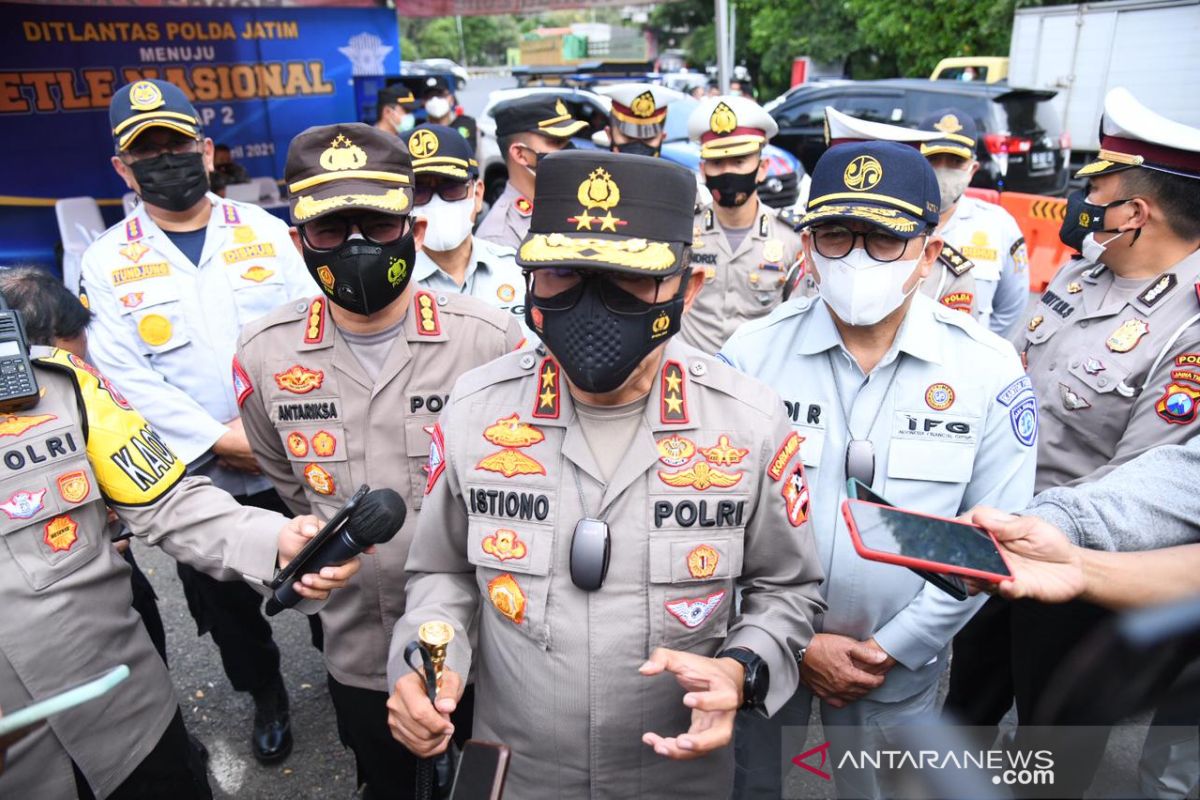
[1048,363,1056,372]
[436,294,448,307]
[689,361,707,377]
[1070,360,1079,369]
[536,343,547,356]
[294,301,307,313]
[519,354,535,370]
[1079,321,1089,329]
[1098,377,1108,387]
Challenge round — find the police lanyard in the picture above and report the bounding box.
[826,348,903,485]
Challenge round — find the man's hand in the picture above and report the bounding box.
[276,515,361,601]
[639,647,743,760]
[213,417,262,474]
[387,668,464,757]
[799,633,888,708]
[967,507,1086,603]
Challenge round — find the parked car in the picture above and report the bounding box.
[478,87,806,210]
[767,78,1070,195]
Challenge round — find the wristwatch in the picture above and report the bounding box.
[716,647,769,711]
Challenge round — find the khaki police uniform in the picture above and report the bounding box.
[1020,252,1200,492]
[0,348,289,799]
[682,203,802,353]
[475,182,534,252]
[389,340,825,799]
[236,292,521,691]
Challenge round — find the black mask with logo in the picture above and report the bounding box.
[527,272,688,394]
[131,152,210,212]
[704,169,758,207]
[301,233,416,316]
[1058,188,1138,250]
[613,140,661,158]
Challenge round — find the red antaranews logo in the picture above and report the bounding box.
[792,741,832,781]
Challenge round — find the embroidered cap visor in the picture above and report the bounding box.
[516,150,696,277]
[285,122,414,224]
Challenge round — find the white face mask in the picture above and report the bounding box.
[812,247,923,326]
[932,164,972,209]
[425,96,452,120]
[1080,229,1127,264]
[418,193,475,252]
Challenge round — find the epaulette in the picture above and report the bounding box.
[435,292,514,336]
[689,354,780,420]
[238,296,316,348]
[449,349,538,402]
[938,243,975,276]
[777,206,802,229]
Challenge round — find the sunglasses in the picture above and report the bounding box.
[412,180,473,206]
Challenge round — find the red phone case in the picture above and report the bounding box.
[840,499,1013,584]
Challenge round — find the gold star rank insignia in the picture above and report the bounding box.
[660,361,688,424]
[533,357,560,419]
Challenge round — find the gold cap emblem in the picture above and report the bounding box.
[844,155,883,191]
[554,98,568,117]
[407,128,438,159]
[129,80,165,112]
[630,90,657,119]
[934,114,963,134]
[319,134,368,172]
[577,168,620,211]
[709,101,737,135]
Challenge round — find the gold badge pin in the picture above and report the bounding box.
[631,90,656,118]
[762,239,784,264]
[1067,282,1082,294]
[687,544,720,579]
[709,101,737,135]
[319,133,368,172]
[137,314,172,346]
[934,114,963,134]
[570,168,623,232]
[1028,315,1044,332]
[488,573,526,624]
[128,80,164,112]
[1106,318,1150,353]
[233,225,256,244]
[408,128,439,159]
[316,265,335,291]
[844,155,883,191]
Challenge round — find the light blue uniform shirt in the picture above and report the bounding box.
[720,293,1037,701]
[414,236,533,342]
[82,194,316,496]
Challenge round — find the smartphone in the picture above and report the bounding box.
[846,479,969,601]
[268,484,369,591]
[0,665,130,738]
[449,740,510,800]
[841,498,1012,583]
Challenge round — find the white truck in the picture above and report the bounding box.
[1007,0,1200,162]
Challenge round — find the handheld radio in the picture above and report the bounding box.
[0,294,40,412]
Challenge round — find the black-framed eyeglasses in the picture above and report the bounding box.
[810,224,920,263]
[122,136,202,163]
[525,268,683,314]
[299,214,409,251]
[413,179,473,207]
[845,438,875,487]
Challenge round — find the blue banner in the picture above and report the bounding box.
[0,5,400,265]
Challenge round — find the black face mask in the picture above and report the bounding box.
[705,169,758,207]
[1059,189,1137,250]
[613,140,660,158]
[528,274,687,394]
[131,152,210,212]
[524,141,576,173]
[301,233,416,316]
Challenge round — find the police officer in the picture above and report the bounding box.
[236,122,522,799]
[375,84,417,138]
[918,108,1030,333]
[0,340,355,799]
[475,95,586,251]
[683,96,803,353]
[595,83,679,157]
[948,88,1200,797]
[81,79,318,763]
[721,141,1036,799]
[407,124,531,339]
[385,150,824,798]
[420,78,477,153]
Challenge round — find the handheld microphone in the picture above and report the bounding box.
[265,487,406,616]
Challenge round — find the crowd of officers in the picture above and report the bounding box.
[0,73,1197,800]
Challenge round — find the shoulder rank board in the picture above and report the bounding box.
[938,243,975,277]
